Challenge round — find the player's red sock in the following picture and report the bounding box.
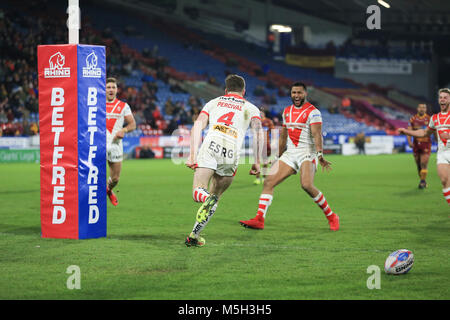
[193,187,210,203]
[312,191,334,218]
[255,194,273,219]
[443,187,450,205]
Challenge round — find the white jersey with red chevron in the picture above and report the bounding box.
[201,93,261,149]
[282,102,322,152]
[106,98,132,145]
[428,112,450,151]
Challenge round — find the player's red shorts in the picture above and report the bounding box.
[413,141,431,155]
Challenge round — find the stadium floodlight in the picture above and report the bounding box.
[377,0,390,8]
[270,24,292,33]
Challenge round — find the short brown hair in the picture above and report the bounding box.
[439,88,450,95]
[106,77,117,85]
[225,74,245,93]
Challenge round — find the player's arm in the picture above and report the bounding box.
[115,114,136,139]
[249,117,263,175]
[310,122,332,172]
[406,126,413,147]
[278,126,288,157]
[187,111,208,169]
[398,127,434,138]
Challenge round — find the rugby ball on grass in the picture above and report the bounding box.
[384,249,414,275]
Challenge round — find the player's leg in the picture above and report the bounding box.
[188,173,235,243]
[300,160,339,231]
[192,167,215,203]
[186,167,216,247]
[192,167,218,223]
[197,172,233,226]
[108,160,122,189]
[418,152,430,188]
[413,152,421,177]
[107,160,121,206]
[240,160,295,229]
[209,172,234,197]
[437,163,450,205]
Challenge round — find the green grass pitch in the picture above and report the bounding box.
[0,153,449,299]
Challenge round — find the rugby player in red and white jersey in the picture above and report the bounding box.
[105,77,136,206]
[240,82,340,231]
[185,74,264,247]
[399,88,450,205]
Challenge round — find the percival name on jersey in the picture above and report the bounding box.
[201,93,261,150]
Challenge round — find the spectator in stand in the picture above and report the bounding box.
[152,106,163,123]
[133,109,145,126]
[188,95,201,110]
[175,102,191,125]
[164,97,176,115]
[341,96,354,114]
[143,105,155,127]
[165,116,180,135]
[156,118,168,131]
[30,122,38,135]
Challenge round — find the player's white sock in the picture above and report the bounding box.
[107,177,117,190]
[313,191,334,217]
[443,187,450,205]
[193,187,210,203]
[191,202,218,237]
[256,194,273,218]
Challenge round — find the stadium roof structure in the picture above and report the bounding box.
[271,0,450,37]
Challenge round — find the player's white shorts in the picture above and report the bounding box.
[107,142,123,163]
[279,148,317,173]
[197,136,239,177]
[437,150,450,165]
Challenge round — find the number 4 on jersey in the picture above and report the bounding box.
[217,112,235,126]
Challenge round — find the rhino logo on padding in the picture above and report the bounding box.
[49,52,66,69]
[83,51,101,78]
[85,52,98,69]
[44,52,70,78]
